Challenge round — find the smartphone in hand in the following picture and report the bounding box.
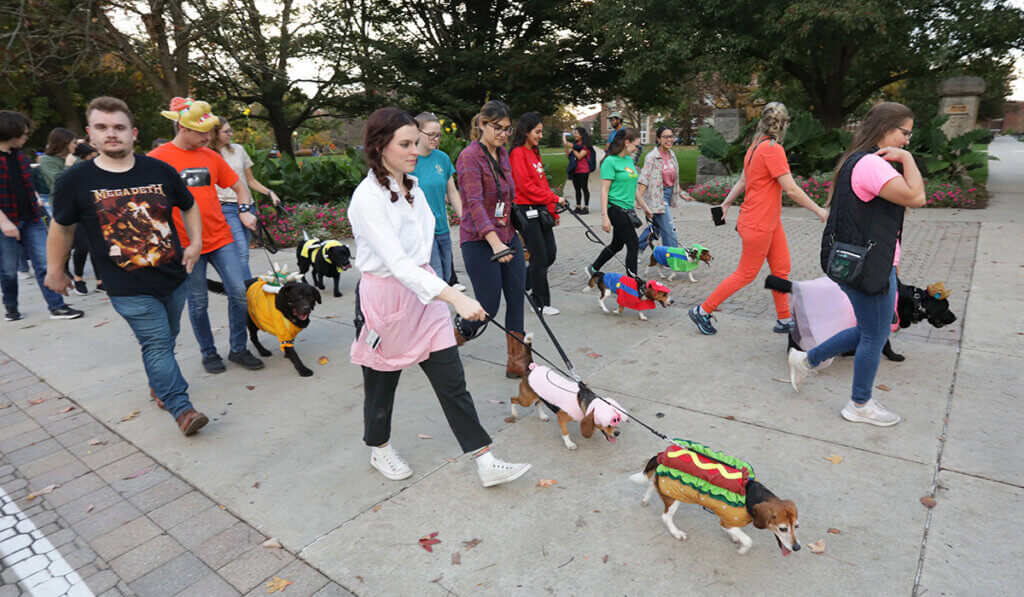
[711,206,725,226]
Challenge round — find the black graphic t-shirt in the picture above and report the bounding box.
[52,156,195,297]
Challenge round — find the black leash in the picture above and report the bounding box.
[562,203,642,279]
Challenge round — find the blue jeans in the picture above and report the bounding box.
[186,243,248,357]
[807,267,897,404]
[0,218,67,311]
[219,202,252,279]
[109,283,194,419]
[638,187,679,251]
[429,232,453,283]
[459,236,526,336]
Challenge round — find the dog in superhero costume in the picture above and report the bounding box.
[584,271,672,321]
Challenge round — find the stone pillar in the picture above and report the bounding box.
[696,109,745,185]
[937,76,986,139]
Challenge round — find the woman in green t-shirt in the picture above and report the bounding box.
[587,127,651,277]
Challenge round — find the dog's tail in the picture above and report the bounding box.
[583,271,603,292]
[628,456,659,485]
[207,278,257,296]
[764,275,793,294]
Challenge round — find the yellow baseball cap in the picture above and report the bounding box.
[160,97,218,133]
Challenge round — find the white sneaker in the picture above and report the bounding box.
[453,283,467,292]
[788,348,813,393]
[541,305,560,315]
[841,398,900,427]
[18,271,32,280]
[477,454,532,487]
[370,444,413,480]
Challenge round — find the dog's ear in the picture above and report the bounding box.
[313,289,322,304]
[780,500,798,524]
[580,411,596,438]
[751,502,776,529]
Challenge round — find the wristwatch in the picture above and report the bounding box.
[238,204,252,214]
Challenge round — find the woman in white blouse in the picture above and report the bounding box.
[347,107,532,487]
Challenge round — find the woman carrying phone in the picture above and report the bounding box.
[787,102,924,427]
[586,127,651,278]
[688,102,828,336]
[453,100,529,378]
[348,106,532,486]
[564,127,595,214]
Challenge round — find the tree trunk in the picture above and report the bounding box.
[264,100,295,160]
[42,79,83,132]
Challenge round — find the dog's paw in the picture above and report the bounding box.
[638,313,648,321]
[563,439,578,451]
[671,530,688,541]
[255,347,273,357]
[737,543,751,555]
[688,274,696,283]
[537,409,550,422]
[298,367,314,377]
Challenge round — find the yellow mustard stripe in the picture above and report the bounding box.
[665,448,745,480]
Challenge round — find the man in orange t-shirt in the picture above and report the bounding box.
[148,97,264,373]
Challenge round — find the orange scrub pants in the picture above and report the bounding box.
[701,222,790,319]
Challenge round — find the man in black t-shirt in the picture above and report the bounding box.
[0,110,83,321]
[45,97,209,437]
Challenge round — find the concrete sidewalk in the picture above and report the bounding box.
[1,137,1021,595]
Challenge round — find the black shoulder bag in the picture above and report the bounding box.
[822,174,878,292]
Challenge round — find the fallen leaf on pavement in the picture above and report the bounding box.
[772,378,791,384]
[0,403,11,409]
[123,468,150,480]
[827,528,841,534]
[355,576,363,583]
[920,496,937,508]
[462,538,482,550]
[262,538,282,549]
[93,321,109,328]
[372,505,382,512]
[487,399,502,404]
[86,502,94,513]
[26,484,60,500]
[418,434,433,440]
[419,532,441,552]
[823,454,844,465]
[252,482,260,489]
[318,356,329,365]
[876,384,892,392]
[724,415,735,420]
[569,270,578,275]
[536,479,558,488]
[28,398,46,405]
[58,405,75,413]
[504,417,516,423]
[246,385,255,391]
[444,458,457,463]
[602,555,609,563]
[655,412,664,418]
[586,352,602,358]
[86,438,106,446]
[451,552,461,565]
[121,409,140,421]
[265,577,293,593]
[808,540,826,554]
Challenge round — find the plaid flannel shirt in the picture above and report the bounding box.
[0,148,42,225]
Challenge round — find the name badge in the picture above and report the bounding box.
[494,201,505,219]
[525,208,539,219]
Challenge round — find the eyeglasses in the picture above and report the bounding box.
[419,131,441,140]
[658,134,674,139]
[487,122,513,136]
[223,129,234,135]
[898,126,913,139]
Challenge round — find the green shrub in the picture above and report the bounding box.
[249,146,366,205]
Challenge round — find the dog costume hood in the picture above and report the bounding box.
[160,97,218,133]
[526,364,627,427]
[601,273,668,311]
[652,244,707,273]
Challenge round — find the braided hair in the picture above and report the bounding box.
[364,107,417,204]
[750,102,790,148]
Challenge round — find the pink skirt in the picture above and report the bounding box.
[350,269,456,372]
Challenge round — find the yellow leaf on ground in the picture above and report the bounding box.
[265,577,293,593]
[262,538,282,549]
[318,356,329,365]
[26,484,60,501]
[121,409,140,421]
[536,479,558,488]
[808,540,826,554]
[823,454,844,465]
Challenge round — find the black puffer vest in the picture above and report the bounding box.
[820,150,904,295]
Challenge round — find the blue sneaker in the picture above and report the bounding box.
[773,319,794,333]
[688,306,717,335]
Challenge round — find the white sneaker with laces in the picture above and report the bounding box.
[453,283,467,292]
[841,398,900,427]
[370,444,413,480]
[476,453,532,487]
[541,305,560,315]
[788,348,813,393]
[18,271,32,280]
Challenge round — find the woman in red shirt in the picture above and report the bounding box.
[510,113,566,315]
[688,102,829,335]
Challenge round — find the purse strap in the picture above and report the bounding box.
[479,141,510,202]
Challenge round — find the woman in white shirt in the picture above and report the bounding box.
[210,117,280,278]
[348,107,532,487]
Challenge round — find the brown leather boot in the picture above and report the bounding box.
[506,331,528,379]
[150,387,165,410]
[175,409,209,436]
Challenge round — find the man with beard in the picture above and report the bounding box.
[45,96,210,436]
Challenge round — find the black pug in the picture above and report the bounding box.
[208,278,321,376]
[765,275,956,362]
[297,238,352,297]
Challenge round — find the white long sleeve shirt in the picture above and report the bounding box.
[347,171,447,304]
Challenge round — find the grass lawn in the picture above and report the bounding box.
[540,146,699,189]
[970,143,988,185]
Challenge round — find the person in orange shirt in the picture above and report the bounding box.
[148,97,264,373]
[688,103,828,335]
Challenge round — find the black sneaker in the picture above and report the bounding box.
[773,319,794,333]
[586,265,598,277]
[4,306,22,322]
[202,354,227,374]
[228,349,265,370]
[73,280,88,295]
[580,207,589,215]
[94,282,105,293]
[50,306,84,320]
[688,306,717,335]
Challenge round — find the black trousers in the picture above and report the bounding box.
[572,172,590,207]
[71,226,98,278]
[591,205,639,276]
[459,236,526,337]
[362,346,491,453]
[520,216,557,307]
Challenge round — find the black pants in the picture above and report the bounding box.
[362,346,491,453]
[520,217,557,307]
[71,226,98,278]
[572,172,590,207]
[591,205,639,276]
[459,236,526,337]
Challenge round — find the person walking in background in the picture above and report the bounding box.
[149,97,264,373]
[348,106,532,487]
[636,126,693,252]
[210,116,281,279]
[412,112,463,288]
[788,102,924,427]
[586,127,651,278]
[0,110,83,322]
[564,126,595,214]
[453,100,529,378]
[46,96,209,436]
[604,111,624,153]
[688,102,828,336]
[510,112,565,315]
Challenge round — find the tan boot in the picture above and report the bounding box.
[506,331,528,379]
